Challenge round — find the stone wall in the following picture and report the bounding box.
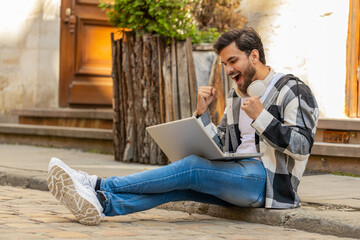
[0,0,60,122]
[0,0,351,122]
[240,0,349,118]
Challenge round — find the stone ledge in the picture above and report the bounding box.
[0,123,113,140]
[12,108,113,120]
[312,142,360,158]
[0,169,48,191]
[0,134,113,154]
[308,155,360,175]
[318,118,360,131]
[158,202,360,239]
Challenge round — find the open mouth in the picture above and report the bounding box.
[231,72,242,85]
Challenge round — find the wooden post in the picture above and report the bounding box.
[208,55,218,86]
[118,39,127,162]
[150,36,161,164]
[186,37,197,114]
[143,33,152,164]
[134,34,146,163]
[122,33,135,162]
[111,33,121,161]
[163,44,174,122]
[171,38,180,120]
[157,37,166,124]
[177,41,191,118]
[208,57,225,126]
[129,33,139,163]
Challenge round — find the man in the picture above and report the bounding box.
[47,27,318,225]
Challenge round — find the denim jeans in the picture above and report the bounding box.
[98,155,266,216]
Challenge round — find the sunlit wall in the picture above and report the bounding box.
[0,0,351,121]
[240,0,350,118]
[0,0,60,122]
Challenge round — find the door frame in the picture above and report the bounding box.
[59,0,75,107]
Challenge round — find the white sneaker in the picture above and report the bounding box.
[48,157,97,189]
[47,157,104,225]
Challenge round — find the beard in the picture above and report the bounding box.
[238,61,256,96]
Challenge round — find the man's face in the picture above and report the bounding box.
[219,42,256,95]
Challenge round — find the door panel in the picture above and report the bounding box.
[76,20,114,75]
[69,81,113,105]
[60,0,120,107]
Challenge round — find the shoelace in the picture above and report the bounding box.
[72,170,94,188]
[74,170,98,197]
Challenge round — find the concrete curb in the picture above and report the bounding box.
[1,170,359,239]
[0,169,48,191]
[158,202,360,239]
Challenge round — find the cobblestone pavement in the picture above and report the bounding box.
[0,186,355,240]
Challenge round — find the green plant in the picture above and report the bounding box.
[99,0,245,43]
[191,27,220,44]
[99,0,197,40]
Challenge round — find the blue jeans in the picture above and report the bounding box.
[98,155,266,216]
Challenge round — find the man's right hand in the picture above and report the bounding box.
[196,86,217,116]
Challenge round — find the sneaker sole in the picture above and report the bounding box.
[47,165,101,226]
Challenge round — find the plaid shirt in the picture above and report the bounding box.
[196,74,319,208]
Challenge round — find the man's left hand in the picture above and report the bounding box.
[241,96,263,120]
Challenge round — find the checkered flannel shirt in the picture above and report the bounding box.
[196,74,319,208]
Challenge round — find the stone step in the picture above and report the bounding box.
[312,142,360,157]
[309,118,360,174]
[12,108,113,129]
[317,117,360,131]
[315,118,360,144]
[310,141,360,175]
[0,123,113,154]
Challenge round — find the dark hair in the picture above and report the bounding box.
[213,27,266,64]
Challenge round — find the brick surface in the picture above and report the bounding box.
[0,186,356,240]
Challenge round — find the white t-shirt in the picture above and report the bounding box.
[236,72,285,156]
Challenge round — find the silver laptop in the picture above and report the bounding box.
[146,117,263,162]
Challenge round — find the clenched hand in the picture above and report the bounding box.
[196,86,217,116]
[241,96,263,120]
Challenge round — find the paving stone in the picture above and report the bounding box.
[3,217,39,224]
[94,230,138,237]
[0,233,49,239]
[4,223,44,228]
[21,228,55,234]
[47,231,92,238]
[29,216,73,223]
[0,186,356,240]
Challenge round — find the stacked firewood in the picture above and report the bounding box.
[111,31,228,164]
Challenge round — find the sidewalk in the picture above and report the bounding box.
[1,185,352,240]
[0,144,359,239]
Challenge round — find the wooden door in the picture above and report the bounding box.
[346,0,360,117]
[59,0,120,107]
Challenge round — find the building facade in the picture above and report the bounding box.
[0,0,352,121]
[0,0,60,122]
